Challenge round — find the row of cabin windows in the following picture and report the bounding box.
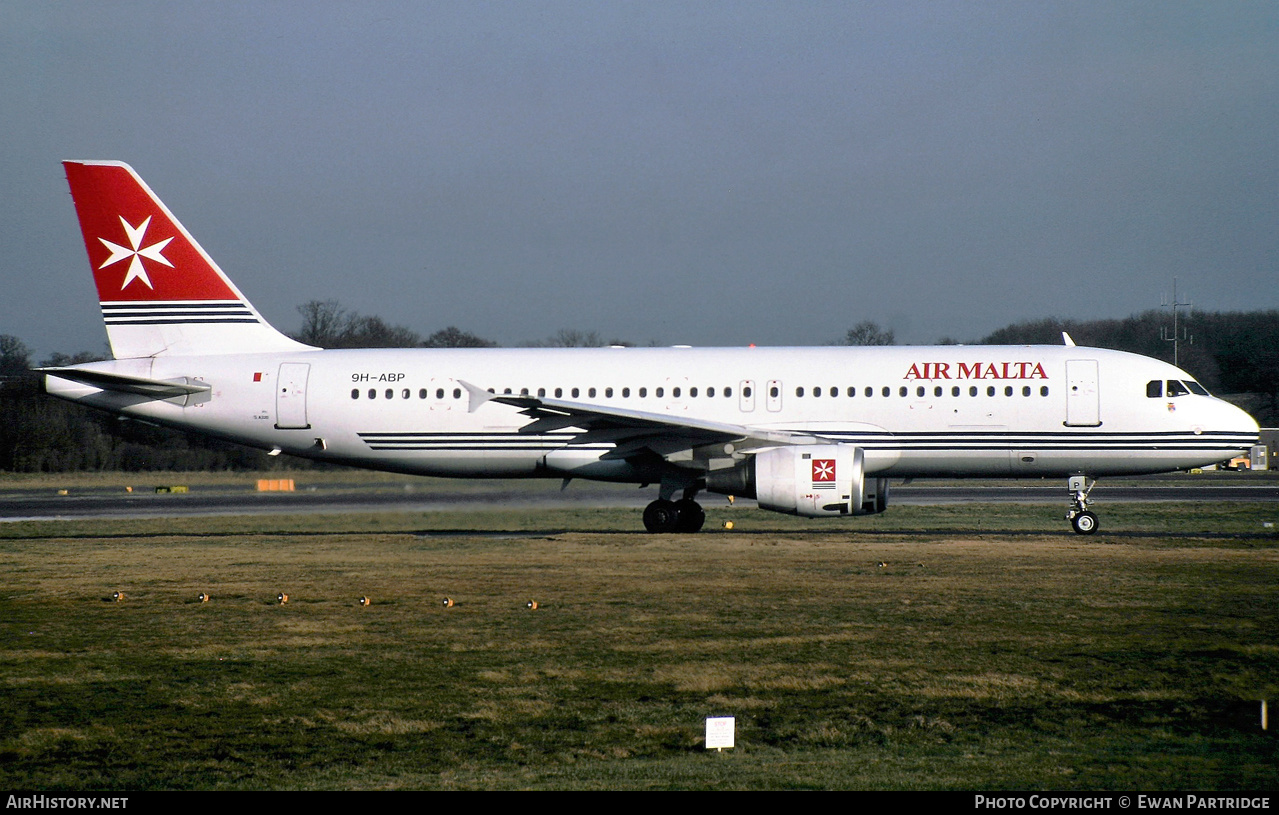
[351,383,1051,401]
[799,385,1050,398]
[352,388,465,401]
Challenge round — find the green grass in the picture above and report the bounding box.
[0,502,1276,789]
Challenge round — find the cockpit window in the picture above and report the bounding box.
[1166,380,1190,397]
[1184,380,1210,396]
[1146,380,1162,398]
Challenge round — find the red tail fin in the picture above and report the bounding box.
[63,161,310,358]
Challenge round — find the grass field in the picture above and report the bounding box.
[1,501,1276,790]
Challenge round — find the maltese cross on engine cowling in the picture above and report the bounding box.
[812,458,836,488]
[97,215,174,290]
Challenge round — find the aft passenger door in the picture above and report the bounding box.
[275,362,311,429]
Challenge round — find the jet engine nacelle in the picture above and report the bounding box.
[706,444,889,518]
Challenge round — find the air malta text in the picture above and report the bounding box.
[904,362,1048,381]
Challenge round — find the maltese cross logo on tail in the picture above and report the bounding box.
[98,215,174,290]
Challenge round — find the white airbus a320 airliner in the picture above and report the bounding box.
[44,161,1259,534]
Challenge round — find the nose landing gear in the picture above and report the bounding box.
[1066,475,1098,535]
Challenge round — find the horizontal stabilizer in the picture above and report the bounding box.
[41,367,211,399]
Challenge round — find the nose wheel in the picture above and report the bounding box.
[1065,475,1098,535]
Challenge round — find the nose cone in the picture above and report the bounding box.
[1218,399,1260,448]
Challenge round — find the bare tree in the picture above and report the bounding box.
[0,335,32,377]
[294,300,351,347]
[843,321,895,346]
[423,326,497,348]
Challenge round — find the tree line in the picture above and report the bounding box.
[1,307,1274,472]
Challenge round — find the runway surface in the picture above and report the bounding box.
[2,476,1276,522]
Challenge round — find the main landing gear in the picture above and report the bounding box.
[643,498,705,533]
[643,482,707,534]
[1065,475,1098,535]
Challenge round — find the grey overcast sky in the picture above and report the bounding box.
[3,1,1276,358]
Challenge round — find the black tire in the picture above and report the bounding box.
[1071,511,1098,535]
[643,499,680,533]
[673,499,706,533]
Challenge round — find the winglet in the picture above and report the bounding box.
[1062,332,1076,347]
[458,380,497,413]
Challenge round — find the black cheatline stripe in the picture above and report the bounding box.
[363,444,613,452]
[884,429,1247,437]
[102,302,259,325]
[850,436,1247,445]
[105,318,261,325]
[358,431,578,438]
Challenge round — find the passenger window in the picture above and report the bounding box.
[866,387,873,397]
[882,387,890,397]
[657,387,665,398]
[622,387,630,398]
[796,387,805,397]
[724,387,732,398]
[848,387,856,397]
[916,386,925,397]
[934,386,943,397]
[588,387,596,398]
[969,386,978,397]
[572,388,580,398]
[1022,386,1031,396]
[986,386,995,397]
[1040,386,1049,397]
[605,387,613,398]
[402,388,410,399]
[555,388,563,398]
[351,389,360,399]
[368,389,376,399]
[690,387,698,397]
[385,389,393,399]
[1004,386,1013,397]
[899,386,907,397]
[951,386,960,397]
[1146,380,1162,398]
[639,387,648,397]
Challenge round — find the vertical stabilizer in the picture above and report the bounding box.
[63,160,312,359]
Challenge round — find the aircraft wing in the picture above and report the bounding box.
[460,380,824,463]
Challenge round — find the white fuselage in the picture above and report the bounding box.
[47,344,1259,482]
